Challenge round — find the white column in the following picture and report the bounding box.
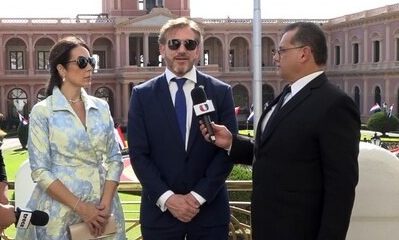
[386,24,391,61]
[28,34,34,75]
[115,83,122,123]
[385,79,390,104]
[0,35,3,75]
[363,29,368,63]
[0,86,5,114]
[125,33,130,66]
[363,80,369,115]
[200,40,204,66]
[122,83,130,125]
[344,30,349,64]
[29,85,35,108]
[223,34,229,72]
[115,33,121,68]
[143,33,149,66]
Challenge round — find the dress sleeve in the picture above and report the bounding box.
[104,105,123,183]
[29,104,57,190]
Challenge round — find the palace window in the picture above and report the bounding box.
[9,51,24,70]
[37,51,50,70]
[352,43,359,64]
[373,40,380,62]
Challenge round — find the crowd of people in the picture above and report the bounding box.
[0,18,360,240]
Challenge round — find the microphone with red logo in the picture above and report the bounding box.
[191,86,216,143]
[15,207,49,228]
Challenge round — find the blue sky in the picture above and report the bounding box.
[0,0,398,19]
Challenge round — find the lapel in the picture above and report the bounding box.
[259,74,327,146]
[155,74,186,148]
[187,72,207,153]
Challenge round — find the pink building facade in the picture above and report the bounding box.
[0,0,399,128]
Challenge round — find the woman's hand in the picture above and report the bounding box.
[75,200,107,237]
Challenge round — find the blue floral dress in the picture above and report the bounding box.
[15,87,126,240]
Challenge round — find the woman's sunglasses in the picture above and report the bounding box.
[65,56,96,69]
[167,39,198,51]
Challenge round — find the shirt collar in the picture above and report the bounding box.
[165,66,197,85]
[51,86,97,111]
[290,71,323,96]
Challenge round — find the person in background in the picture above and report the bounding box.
[15,36,126,240]
[128,17,237,239]
[200,22,360,240]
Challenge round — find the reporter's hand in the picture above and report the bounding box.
[0,182,9,204]
[199,121,233,150]
[0,204,16,230]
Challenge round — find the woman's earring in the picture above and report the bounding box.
[62,77,66,82]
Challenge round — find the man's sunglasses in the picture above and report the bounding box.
[65,56,96,69]
[167,39,198,51]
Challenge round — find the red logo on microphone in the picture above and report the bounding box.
[199,103,209,112]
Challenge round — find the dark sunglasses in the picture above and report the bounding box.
[65,56,96,69]
[167,39,198,51]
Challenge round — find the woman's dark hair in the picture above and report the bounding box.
[45,36,91,96]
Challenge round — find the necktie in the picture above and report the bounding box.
[263,85,291,137]
[172,78,187,143]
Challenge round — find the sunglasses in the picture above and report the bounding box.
[167,39,198,51]
[65,56,96,69]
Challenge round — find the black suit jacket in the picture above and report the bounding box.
[230,73,360,240]
[127,70,238,229]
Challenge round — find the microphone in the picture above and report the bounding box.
[15,207,49,228]
[191,86,216,143]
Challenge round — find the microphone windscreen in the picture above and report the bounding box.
[31,210,49,226]
[191,86,207,105]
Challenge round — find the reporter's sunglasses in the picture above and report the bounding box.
[167,39,198,51]
[65,56,96,69]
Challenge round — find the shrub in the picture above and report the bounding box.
[367,111,399,135]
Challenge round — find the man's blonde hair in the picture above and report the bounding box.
[158,17,203,45]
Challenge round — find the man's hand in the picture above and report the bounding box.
[165,194,200,222]
[199,121,233,150]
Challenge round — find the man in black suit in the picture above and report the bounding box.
[200,22,360,240]
[128,17,237,239]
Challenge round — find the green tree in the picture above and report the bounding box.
[367,111,399,136]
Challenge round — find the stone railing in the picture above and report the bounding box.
[6,180,252,240]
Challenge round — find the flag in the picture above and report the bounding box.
[234,106,240,115]
[369,103,381,112]
[247,111,254,122]
[18,112,28,125]
[389,104,394,118]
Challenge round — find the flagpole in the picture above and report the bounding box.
[252,0,262,134]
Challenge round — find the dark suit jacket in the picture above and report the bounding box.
[127,70,238,228]
[230,73,360,240]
